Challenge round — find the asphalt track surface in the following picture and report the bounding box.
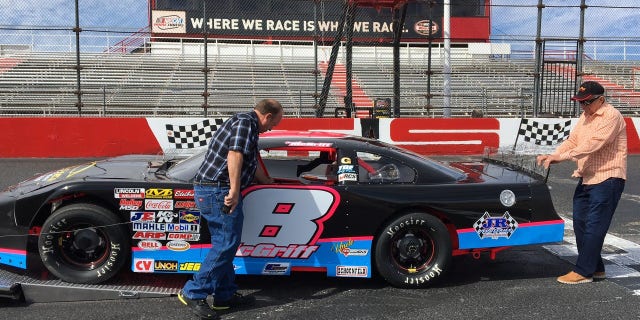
[1,156,639,319]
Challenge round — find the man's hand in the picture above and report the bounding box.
[536,154,560,169]
[223,192,239,214]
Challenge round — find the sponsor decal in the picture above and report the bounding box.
[119,199,143,211]
[340,157,352,165]
[174,189,195,199]
[132,231,166,240]
[285,141,333,147]
[130,211,155,222]
[137,239,162,251]
[262,263,290,275]
[166,240,190,251]
[154,260,178,272]
[236,243,318,259]
[151,10,186,33]
[145,199,173,210]
[132,222,167,231]
[337,165,355,174]
[338,173,357,182]
[341,248,369,257]
[175,201,197,209]
[179,262,201,272]
[414,19,439,36]
[167,233,200,241]
[179,210,200,224]
[331,239,369,257]
[114,188,145,199]
[134,258,154,272]
[473,212,518,239]
[156,210,178,223]
[336,266,368,277]
[166,223,200,233]
[145,188,173,199]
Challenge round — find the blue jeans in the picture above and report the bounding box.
[182,184,244,301]
[572,177,625,277]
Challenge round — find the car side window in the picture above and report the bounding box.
[260,148,338,185]
[356,151,415,184]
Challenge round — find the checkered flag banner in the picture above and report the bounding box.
[518,119,572,146]
[166,119,224,149]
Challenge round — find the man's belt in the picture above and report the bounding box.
[193,180,230,187]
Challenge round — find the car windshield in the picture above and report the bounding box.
[166,151,205,181]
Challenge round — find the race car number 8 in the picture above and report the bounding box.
[241,186,339,246]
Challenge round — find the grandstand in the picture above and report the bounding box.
[1,45,638,118]
[0,0,640,117]
[1,0,638,118]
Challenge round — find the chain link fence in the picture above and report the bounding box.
[0,0,638,118]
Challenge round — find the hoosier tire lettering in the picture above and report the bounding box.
[375,212,452,288]
[37,203,130,284]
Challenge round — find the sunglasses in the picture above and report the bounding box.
[579,96,600,106]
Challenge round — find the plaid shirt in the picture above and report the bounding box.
[194,111,259,189]
[554,102,627,185]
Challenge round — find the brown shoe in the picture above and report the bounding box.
[593,271,606,279]
[557,271,593,284]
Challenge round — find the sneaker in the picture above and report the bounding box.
[178,290,220,320]
[557,271,593,284]
[593,271,606,279]
[213,292,256,310]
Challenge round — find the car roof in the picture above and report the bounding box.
[261,130,349,139]
[260,130,382,149]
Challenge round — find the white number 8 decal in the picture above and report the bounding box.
[241,186,340,246]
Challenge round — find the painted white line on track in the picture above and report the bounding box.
[622,193,640,204]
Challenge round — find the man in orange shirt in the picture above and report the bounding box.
[537,81,627,284]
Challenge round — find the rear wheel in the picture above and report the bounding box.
[38,203,129,284]
[375,212,452,288]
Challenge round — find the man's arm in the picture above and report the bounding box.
[254,164,274,184]
[225,150,243,213]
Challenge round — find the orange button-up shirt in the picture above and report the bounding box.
[553,102,627,185]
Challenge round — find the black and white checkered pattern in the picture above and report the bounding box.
[165,119,224,149]
[518,119,572,146]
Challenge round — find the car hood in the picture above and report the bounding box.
[5,155,165,195]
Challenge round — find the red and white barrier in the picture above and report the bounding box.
[1,117,639,158]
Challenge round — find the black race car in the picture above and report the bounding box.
[0,130,564,288]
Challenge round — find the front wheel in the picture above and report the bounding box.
[375,212,452,288]
[38,203,130,284]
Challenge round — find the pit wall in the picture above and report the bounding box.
[1,117,639,158]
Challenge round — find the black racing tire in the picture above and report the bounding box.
[38,203,130,284]
[375,212,452,288]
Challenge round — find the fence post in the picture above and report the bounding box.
[74,0,83,116]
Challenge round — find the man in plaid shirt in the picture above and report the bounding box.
[179,99,283,319]
[537,81,627,285]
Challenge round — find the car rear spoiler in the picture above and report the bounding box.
[482,147,550,183]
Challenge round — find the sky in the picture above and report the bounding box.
[0,0,147,30]
[0,0,639,58]
[491,0,640,39]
